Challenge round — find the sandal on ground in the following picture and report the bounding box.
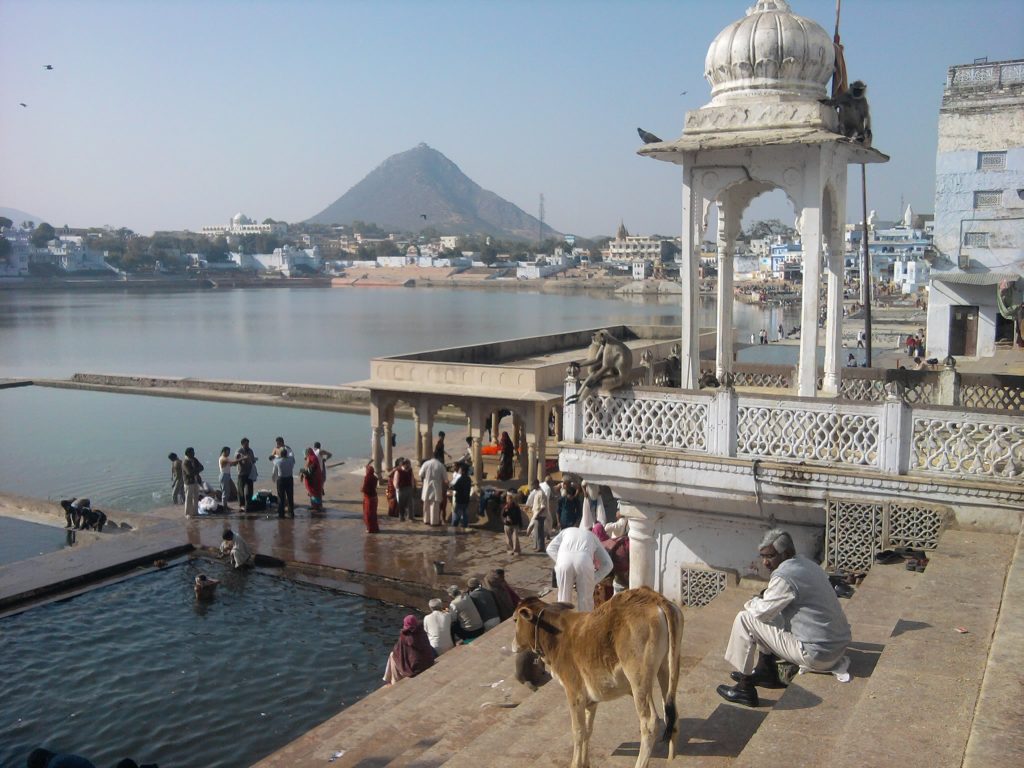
[874,550,903,565]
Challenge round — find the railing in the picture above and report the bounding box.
[565,373,1024,483]
[736,397,880,468]
[947,60,1024,90]
[911,406,1024,480]
[581,388,710,452]
[690,360,1024,412]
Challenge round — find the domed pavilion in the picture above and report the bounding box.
[639,0,888,396]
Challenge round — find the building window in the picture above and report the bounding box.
[973,191,1001,209]
[977,151,1007,171]
[963,232,990,248]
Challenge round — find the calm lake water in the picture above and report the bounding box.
[0,558,410,768]
[0,286,804,512]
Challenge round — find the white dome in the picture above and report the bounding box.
[704,0,833,103]
[232,212,250,226]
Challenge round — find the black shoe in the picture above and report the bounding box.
[730,670,786,689]
[716,683,759,707]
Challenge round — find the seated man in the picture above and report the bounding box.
[716,529,851,707]
[467,577,501,630]
[423,597,454,656]
[447,585,484,642]
[219,528,254,569]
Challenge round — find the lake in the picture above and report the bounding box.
[0,286,805,512]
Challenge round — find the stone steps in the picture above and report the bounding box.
[253,620,527,767]
[733,560,923,767]
[963,523,1024,767]
[734,530,1015,768]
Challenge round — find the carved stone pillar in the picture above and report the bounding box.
[471,436,483,494]
[679,168,704,389]
[823,173,847,395]
[382,421,393,473]
[715,198,740,381]
[797,151,824,398]
[563,363,582,443]
[371,425,383,477]
[621,501,657,590]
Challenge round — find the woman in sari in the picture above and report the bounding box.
[383,614,435,684]
[497,431,515,481]
[361,462,381,533]
[300,447,324,511]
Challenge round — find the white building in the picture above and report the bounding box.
[46,236,111,273]
[632,260,653,280]
[602,222,676,263]
[231,245,320,276]
[927,58,1024,358]
[201,213,288,238]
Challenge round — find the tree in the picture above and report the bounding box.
[204,236,230,262]
[747,219,794,240]
[30,222,56,248]
[0,237,11,262]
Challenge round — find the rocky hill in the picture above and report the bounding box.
[307,144,560,241]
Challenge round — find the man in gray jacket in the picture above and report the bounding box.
[716,528,851,707]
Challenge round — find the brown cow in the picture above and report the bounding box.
[512,586,684,768]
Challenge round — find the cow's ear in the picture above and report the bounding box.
[517,606,536,624]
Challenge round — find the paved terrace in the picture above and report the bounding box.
[2,455,1021,766]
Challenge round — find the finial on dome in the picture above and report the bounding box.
[748,0,791,14]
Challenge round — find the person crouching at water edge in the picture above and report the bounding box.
[220,528,254,569]
[383,615,435,685]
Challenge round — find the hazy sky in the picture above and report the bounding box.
[1,0,1021,238]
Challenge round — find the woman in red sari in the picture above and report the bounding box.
[301,447,324,511]
[382,614,435,684]
[361,462,381,533]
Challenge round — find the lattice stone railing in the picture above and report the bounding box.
[911,410,1024,480]
[736,400,880,467]
[948,60,1024,89]
[582,390,710,451]
[961,377,1024,411]
[825,497,948,572]
[679,566,728,607]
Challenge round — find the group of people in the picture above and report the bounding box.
[905,330,926,358]
[60,498,107,532]
[383,569,521,685]
[168,437,333,519]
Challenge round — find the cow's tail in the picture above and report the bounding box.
[660,599,683,755]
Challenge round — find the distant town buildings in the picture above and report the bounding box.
[927,58,1024,358]
[601,221,679,264]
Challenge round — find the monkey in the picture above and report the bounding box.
[565,329,634,405]
[820,80,872,146]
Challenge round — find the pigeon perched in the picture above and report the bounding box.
[637,127,663,144]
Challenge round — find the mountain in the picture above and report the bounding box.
[0,207,47,228]
[307,144,560,241]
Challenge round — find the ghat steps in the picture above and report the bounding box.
[253,528,1021,767]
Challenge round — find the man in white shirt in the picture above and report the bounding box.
[419,456,447,526]
[538,474,557,532]
[545,526,613,612]
[716,528,852,708]
[525,479,548,551]
[423,598,454,656]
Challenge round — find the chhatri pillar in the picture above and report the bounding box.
[639,0,887,395]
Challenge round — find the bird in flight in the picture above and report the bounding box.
[19,102,28,107]
[637,127,663,144]
[420,214,427,220]
[44,64,54,70]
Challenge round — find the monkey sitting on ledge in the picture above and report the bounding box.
[820,80,872,146]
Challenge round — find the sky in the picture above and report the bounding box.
[1,0,1022,239]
